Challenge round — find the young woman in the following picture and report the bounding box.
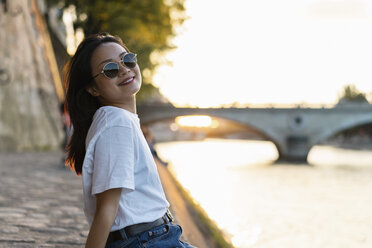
[64,33,195,248]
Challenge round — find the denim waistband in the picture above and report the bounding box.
[106,210,174,244]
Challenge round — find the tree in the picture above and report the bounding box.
[338,84,369,104]
[46,0,186,102]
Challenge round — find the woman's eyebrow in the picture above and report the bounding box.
[98,51,127,67]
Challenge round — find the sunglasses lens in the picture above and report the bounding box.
[103,62,119,78]
[123,53,137,68]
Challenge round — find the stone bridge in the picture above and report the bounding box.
[137,104,372,162]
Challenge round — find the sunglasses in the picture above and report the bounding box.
[91,53,137,80]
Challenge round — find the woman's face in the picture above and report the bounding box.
[88,42,142,108]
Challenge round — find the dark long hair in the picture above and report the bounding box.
[64,33,128,175]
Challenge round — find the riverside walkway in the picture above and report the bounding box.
[0,151,215,248]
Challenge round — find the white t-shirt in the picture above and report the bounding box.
[82,106,169,231]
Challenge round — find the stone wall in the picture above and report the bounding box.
[0,0,64,151]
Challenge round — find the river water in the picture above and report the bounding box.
[155,139,372,248]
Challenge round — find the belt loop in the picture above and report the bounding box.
[119,228,129,241]
[162,215,169,224]
[165,209,174,223]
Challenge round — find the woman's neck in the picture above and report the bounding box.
[102,97,137,114]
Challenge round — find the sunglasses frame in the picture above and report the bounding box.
[90,53,137,80]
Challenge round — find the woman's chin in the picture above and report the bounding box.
[132,82,142,95]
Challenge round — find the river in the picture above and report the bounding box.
[155,139,372,248]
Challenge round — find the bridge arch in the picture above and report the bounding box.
[312,115,372,146]
[140,112,284,158]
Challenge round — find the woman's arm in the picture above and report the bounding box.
[85,188,122,248]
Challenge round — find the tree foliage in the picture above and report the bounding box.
[46,0,186,102]
[338,84,369,104]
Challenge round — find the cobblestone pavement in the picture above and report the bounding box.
[0,151,89,248]
[0,151,214,248]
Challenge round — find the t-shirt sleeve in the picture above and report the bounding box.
[91,125,135,195]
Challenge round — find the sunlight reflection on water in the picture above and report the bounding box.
[156,139,372,248]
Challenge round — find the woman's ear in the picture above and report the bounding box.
[86,85,100,97]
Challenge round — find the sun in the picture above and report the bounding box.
[175,115,219,128]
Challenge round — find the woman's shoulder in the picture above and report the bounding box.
[85,106,135,151]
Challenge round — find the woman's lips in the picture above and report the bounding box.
[118,76,135,86]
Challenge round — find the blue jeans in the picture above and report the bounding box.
[105,223,196,248]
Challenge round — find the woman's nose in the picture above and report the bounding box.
[119,63,130,75]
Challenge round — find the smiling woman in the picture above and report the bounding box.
[63,33,196,248]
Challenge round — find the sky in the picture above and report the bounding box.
[153,0,372,107]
